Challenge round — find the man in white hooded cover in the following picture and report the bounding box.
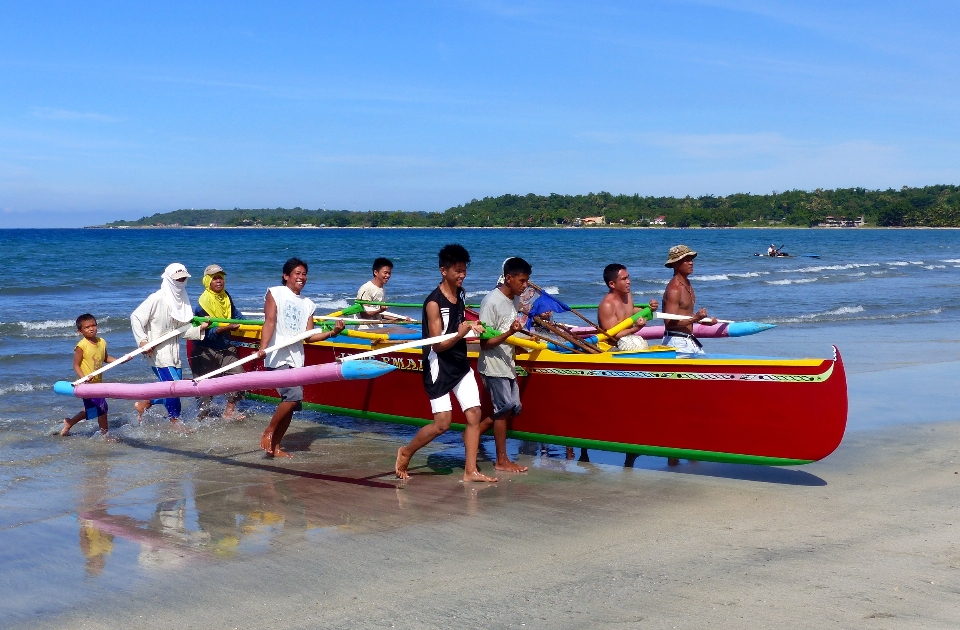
[131,263,208,425]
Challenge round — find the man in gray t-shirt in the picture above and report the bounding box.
[478,257,532,473]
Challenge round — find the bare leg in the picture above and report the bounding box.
[61,411,85,436]
[196,396,212,421]
[566,447,575,460]
[463,407,497,483]
[223,398,245,421]
[492,414,527,472]
[261,401,297,457]
[667,457,680,466]
[579,449,590,463]
[395,412,453,479]
[96,414,118,442]
[134,400,151,424]
[624,453,639,467]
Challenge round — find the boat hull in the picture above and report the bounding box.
[234,337,847,466]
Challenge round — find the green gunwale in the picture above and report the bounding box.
[246,394,813,467]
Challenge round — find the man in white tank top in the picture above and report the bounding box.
[256,257,344,457]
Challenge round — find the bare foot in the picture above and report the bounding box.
[101,432,118,443]
[134,401,148,424]
[494,459,528,473]
[222,412,246,422]
[667,457,680,466]
[169,419,194,434]
[60,419,71,437]
[271,446,293,458]
[260,431,273,454]
[395,447,411,480]
[462,469,498,483]
[565,447,575,460]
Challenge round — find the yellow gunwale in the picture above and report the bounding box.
[228,327,829,369]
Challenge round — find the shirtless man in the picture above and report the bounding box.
[597,264,659,467]
[662,244,709,356]
[597,263,659,352]
[395,244,493,483]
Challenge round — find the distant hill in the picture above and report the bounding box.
[103,185,960,228]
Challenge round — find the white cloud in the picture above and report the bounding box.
[30,107,120,123]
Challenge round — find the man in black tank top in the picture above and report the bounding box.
[395,244,495,483]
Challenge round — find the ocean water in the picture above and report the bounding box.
[3,226,960,421]
[4,226,960,624]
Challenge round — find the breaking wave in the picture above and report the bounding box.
[787,263,880,274]
[765,278,817,285]
[313,298,350,310]
[0,383,51,396]
[765,305,942,325]
[694,274,729,281]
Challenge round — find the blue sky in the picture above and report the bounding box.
[2,1,958,227]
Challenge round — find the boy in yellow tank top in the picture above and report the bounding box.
[62,314,121,438]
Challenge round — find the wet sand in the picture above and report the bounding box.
[4,323,960,628]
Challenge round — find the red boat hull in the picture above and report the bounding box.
[230,337,848,466]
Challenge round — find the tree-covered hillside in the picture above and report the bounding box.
[104,185,960,228]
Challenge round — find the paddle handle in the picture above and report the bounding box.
[339,332,458,362]
[72,323,193,385]
[194,327,321,382]
[656,312,732,324]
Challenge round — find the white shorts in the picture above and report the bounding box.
[662,333,706,356]
[429,369,481,415]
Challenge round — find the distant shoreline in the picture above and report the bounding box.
[76,224,960,230]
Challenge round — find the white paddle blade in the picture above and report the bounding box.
[72,323,193,385]
[655,312,733,324]
[339,332,458,362]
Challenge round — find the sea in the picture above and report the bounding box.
[3,226,960,623]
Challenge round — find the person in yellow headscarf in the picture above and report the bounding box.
[189,264,247,420]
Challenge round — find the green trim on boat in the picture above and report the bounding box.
[246,394,813,467]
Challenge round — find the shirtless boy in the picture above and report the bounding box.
[256,258,344,457]
[394,244,492,482]
[597,264,659,351]
[661,244,709,356]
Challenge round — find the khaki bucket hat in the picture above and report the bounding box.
[665,244,697,267]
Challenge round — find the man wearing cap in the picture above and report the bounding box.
[190,264,247,420]
[131,263,209,426]
[662,245,709,357]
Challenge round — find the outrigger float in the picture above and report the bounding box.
[214,314,847,467]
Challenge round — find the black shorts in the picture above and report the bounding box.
[481,375,521,419]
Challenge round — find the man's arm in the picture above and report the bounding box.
[256,292,277,359]
[479,319,523,350]
[306,316,345,343]
[599,297,642,339]
[425,301,480,353]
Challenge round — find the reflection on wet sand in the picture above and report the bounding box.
[70,430,505,574]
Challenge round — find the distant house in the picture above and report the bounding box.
[651,215,667,225]
[820,215,865,228]
[582,215,606,226]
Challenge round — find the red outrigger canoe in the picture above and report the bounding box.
[225,330,847,466]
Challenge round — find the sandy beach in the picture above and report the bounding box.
[1,320,959,629]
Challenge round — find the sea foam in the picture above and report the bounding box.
[765,278,817,285]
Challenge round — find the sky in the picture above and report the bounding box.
[1,1,959,227]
